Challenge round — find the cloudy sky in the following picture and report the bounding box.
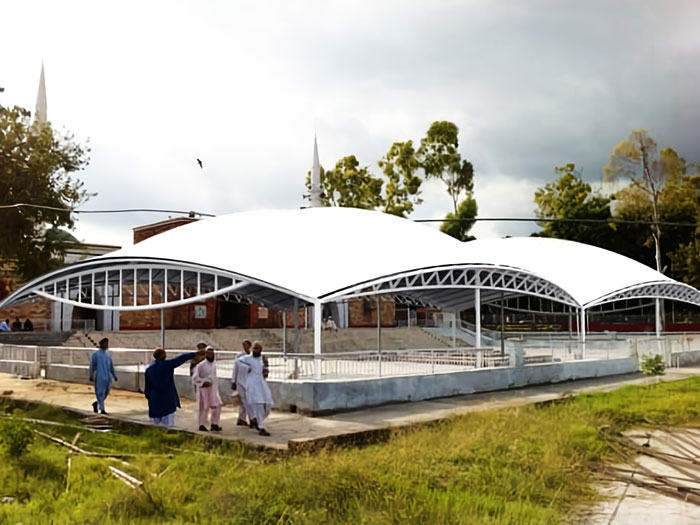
[2,0,698,247]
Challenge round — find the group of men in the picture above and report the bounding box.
[0,317,33,332]
[88,337,274,437]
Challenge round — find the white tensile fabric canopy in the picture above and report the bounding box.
[3,207,700,316]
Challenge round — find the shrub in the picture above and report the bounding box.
[0,419,35,457]
[640,354,666,376]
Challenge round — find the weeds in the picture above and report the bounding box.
[1,377,700,524]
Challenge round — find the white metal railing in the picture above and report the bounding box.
[1,334,698,381]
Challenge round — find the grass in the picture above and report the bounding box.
[1,377,700,524]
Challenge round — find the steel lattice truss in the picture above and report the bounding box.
[586,281,700,309]
[2,257,311,311]
[321,265,579,310]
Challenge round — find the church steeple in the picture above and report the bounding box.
[35,62,47,125]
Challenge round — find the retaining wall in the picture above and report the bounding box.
[268,357,639,415]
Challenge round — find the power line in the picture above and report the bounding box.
[414,217,698,228]
[0,203,216,217]
[1,203,697,227]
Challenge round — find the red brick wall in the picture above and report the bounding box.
[348,298,395,327]
[119,300,217,330]
[0,298,52,329]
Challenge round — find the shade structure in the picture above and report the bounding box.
[3,207,700,313]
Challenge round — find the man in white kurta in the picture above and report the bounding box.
[192,347,223,432]
[238,341,273,436]
[232,339,252,427]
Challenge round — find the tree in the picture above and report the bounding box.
[378,140,422,217]
[0,105,90,280]
[439,196,478,242]
[603,130,666,271]
[418,121,474,214]
[304,142,424,216]
[310,155,384,210]
[534,164,615,249]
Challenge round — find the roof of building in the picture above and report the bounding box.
[2,207,699,311]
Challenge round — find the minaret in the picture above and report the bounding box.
[35,63,47,126]
[309,135,322,207]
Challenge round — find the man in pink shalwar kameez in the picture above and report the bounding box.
[192,346,223,432]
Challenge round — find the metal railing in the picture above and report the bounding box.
[2,333,699,381]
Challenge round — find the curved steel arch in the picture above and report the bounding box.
[0,257,315,312]
[319,264,580,309]
[584,281,700,309]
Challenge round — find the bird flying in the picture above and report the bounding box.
[196,158,203,168]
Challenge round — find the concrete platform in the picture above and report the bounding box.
[1,368,699,452]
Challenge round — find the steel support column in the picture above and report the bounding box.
[475,288,481,348]
[314,301,322,379]
[452,311,457,348]
[160,308,165,348]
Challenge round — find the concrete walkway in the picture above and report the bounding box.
[1,368,699,451]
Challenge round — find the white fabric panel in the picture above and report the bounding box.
[102,208,676,307]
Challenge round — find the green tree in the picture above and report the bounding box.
[603,130,666,271]
[534,164,615,249]
[439,196,478,242]
[611,148,700,277]
[312,155,384,210]
[0,105,90,280]
[378,140,422,217]
[418,121,474,214]
[304,142,424,216]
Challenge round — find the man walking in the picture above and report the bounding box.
[192,346,223,432]
[238,341,273,436]
[145,347,202,428]
[232,339,252,427]
[89,338,118,415]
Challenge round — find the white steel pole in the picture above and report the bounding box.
[293,297,299,352]
[314,301,322,379]
[376,295,382,353]
[655,298,661,339]
[475,288,481,348]
[160,308,165,348]
[282,309,287,356]
[579,308,586,343]
[452,311,457,348]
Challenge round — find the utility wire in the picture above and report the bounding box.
[1,203,697,227]
[0,203,216,217]
[415,217,698,228]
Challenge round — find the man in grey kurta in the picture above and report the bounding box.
[89,338,118,414]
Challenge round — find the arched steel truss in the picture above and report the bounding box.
[585,281,700,309]
[320,265,579,310]
[0,257,313,311]
[3,260,700,316]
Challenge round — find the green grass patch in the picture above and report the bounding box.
[2,377,700,524]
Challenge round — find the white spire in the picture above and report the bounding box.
[35,62,47,126]
[310,135,322,207]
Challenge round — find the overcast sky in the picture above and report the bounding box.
[2,0,699,247]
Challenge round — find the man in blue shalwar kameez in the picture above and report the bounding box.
[145,347,201,427]
[89,338,118,415]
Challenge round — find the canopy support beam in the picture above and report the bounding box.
[475,288,481,348]
[160,308,165,348]
[313,301,322,379]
